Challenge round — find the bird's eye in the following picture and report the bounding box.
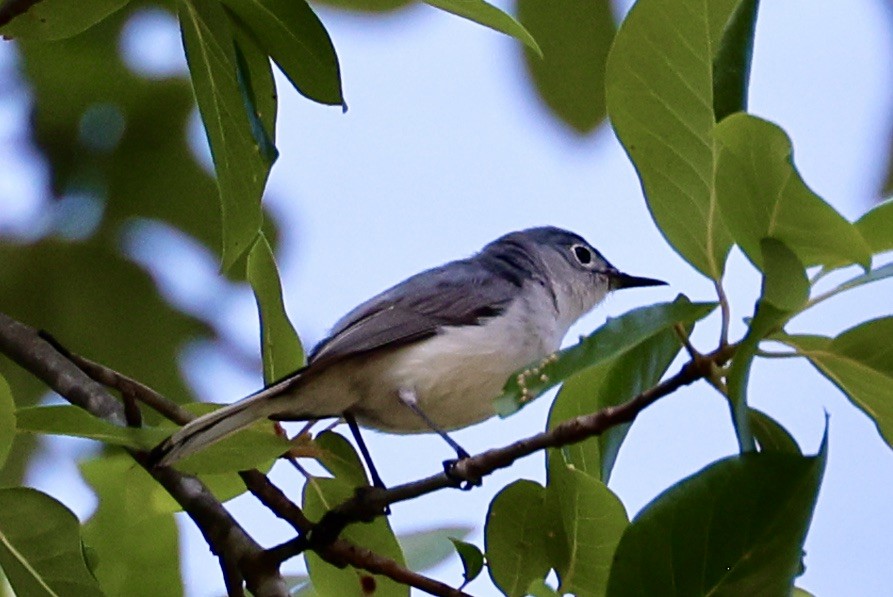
[572,244,593,265]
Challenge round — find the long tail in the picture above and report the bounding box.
[149,378,299,467]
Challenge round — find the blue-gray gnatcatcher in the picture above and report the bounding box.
[151,227,665,474]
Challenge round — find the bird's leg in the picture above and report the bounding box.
[397,388,481,489]
[344,413,391,516]
[344,413,387,490]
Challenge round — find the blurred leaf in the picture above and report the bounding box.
[0,239,208,486]
[760,238,809,312]
[448,537,483,585]
[792,588,816,597]
[0,487,103,597]
[485,479,552,597]
[179,0,271,270]
[548,323,685,482]
[606,0,740,280]
[314,429,368,487]
[81,450,251,519]
[714,113,872,271]
[779,317,893,449]
[398,526,472,573]
[749,409,801,455]
[304,476,407,596]
[0,0,129,40]
[516,0,615,133]
[240,233,304,382]
[15,405,167,448]
[855,198,893,254]
[314,0,411,11]
[0,375,14,469]
[712,0,758,120]
[607,441,827,596]
[80,454,183,596]
[497,296,716,415]
[17,4,229,252]
[547,455,628,596]
[423,0,542,57]
[222,0,344,105]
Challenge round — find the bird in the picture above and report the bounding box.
[149,227,665,479]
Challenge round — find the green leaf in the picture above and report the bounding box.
[714,113,872,271]
[779,318,893,449]
[760,238,809,312]
[749,409,801,455]
[0,0,129,40]
[314,430,369,487]
[423,0,542,57]
[314,0,411,11]
[607,442,827,596]
[712,0,759,120]
[606,0,740,279]
[303,477,408,597]
[15,405,168,449]
[547,324,685,482]
[809,262,893,308]
[179,0,272,270]
[398,526,472,573]
[80,455,183,596]
[497,297,716,415]
[243,233,304,383]
[221,0,343,105]
[855,198,893,254]
[232,23,279,165]
[516,0,615,133]
[547,456,628,596]
[485,479,553,597]
[0,487,103,597]
[0,374,14,470]
[526,579,560,597]
[448,538,484,586]
[173,417,289,474]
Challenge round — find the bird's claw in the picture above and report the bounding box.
[443,457,481,490]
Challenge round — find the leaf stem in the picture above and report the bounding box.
[714,278,731,347]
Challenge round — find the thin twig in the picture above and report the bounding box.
[27,324,463,597]
[674,323,699,359]
[38,332,195,425]
[0,312,286,597]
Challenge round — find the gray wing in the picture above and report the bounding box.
[308,259,519,369]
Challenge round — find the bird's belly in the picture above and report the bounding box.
[350,318,557,433]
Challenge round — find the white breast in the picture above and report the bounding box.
[346,284,568,432]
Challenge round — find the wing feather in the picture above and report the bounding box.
[309,260,518,368]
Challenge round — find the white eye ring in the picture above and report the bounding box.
[571,244,593,266]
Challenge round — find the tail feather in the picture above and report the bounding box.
[149,391,280,467]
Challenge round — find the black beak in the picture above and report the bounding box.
[608,271,668,290]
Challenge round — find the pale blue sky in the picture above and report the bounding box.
[2,1,893,595]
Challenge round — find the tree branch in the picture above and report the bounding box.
[15,318,465,597]
[0,311,287,597]
[1,309,732,597]
[0,0,41,28]
[267,343,736,563]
